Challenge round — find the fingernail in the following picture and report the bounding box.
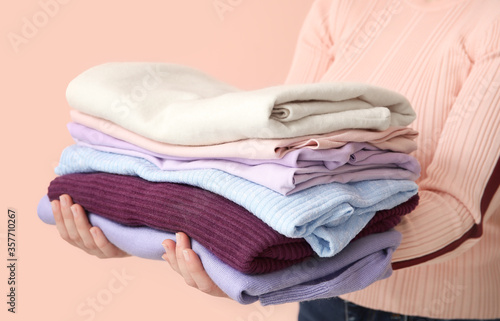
[183,249,190,261]
[90,228,97,236]
[176,232,181,241]
[161,254,167,261]
[162,243,168,253]
[59,195,67,207]
[70,205,78,217]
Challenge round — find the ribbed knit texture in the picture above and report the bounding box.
[37,195,401,305]
[54,145,418,257]
[46,172,418,264]
[47,172,313,274]
[353,194,419,241]
[39,192,416,258]
[286,0,500,318]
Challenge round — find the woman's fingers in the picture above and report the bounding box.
[162,234,229,298]
[72,204,98,250]
[59,195,83,246]
[52,199,72,243]
[162,239,180,273]
[90,227,129,258]
[174,232,197,287]
[183,249,229,298]
[51,194,130,259]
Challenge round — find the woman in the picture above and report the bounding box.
[51,0,500,320]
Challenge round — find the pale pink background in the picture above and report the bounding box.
[0,1,315,320]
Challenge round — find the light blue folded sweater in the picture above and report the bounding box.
[55,145,418,257]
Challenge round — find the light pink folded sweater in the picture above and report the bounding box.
[70,109,418,159]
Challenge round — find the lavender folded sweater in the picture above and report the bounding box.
[38,195,401,305]
[47,172,419,273]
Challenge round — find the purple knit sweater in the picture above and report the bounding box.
[47,172,418,274]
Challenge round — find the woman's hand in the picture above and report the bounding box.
[162,232,229,298]
[51,194,130,258]
[51,195,226,296]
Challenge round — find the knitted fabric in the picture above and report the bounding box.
[47,172,312,274]
[353,194,419,241]
[55,145,419,257]
[46,172,418,272]
[288,1,500,317]
[37,195,401,305]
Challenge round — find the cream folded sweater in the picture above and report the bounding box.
[66,62,416,145]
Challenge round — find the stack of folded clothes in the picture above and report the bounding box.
[37,62,420,305]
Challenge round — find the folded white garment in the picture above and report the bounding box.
[66,62,416,145]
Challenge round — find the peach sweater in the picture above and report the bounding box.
[285,0,500,319]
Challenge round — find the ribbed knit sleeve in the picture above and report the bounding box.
[290,1,500,318]
[286,0,500,267]
[392,16,500,265]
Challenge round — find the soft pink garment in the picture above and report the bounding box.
[287,0,500,319]
[70,109,418,159]
[69,122,420,195]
